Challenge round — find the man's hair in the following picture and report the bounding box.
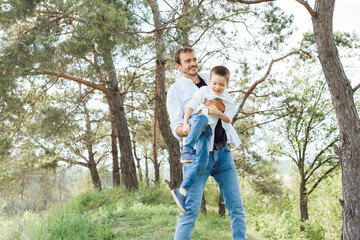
[210,66,230,82]
[174,46,194,65]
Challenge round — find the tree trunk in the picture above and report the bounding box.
[153,113,160,184]
[145,150,150,187]
[100,41,138,191]
[133,139,143,183]
[107,79,138,191]
[111,123,121,187]
[218,194,226,217]
[313,1,360,238]
[299,175,308,231]
[179,0,191,46]
[147,0,182,189]
[200,193,207,213]
[88,157,102,190]
[83,102,102,190]
[107,100,121,187]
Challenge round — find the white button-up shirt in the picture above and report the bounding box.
[166,72,241,148]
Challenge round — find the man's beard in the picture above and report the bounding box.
[183,67,198,77]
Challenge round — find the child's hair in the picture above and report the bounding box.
[210,66,230,82]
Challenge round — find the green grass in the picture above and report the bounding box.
[1,175,342,240]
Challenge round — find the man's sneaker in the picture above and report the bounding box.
[181,152,193,163]
[171,188,187,213]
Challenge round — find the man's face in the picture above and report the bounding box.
[176,51,198,77]
[209,74,228,96]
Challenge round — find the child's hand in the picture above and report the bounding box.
[183,123,191,135]
[204,98,225,112]
[207,105,220,115]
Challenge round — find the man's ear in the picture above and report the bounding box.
[226,82,229,86]
[176,63,182,70]
[208,78,211,83]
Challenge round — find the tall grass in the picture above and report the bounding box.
[2,174,342,239]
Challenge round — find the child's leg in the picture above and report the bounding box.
[181,124,212,190]
[172,124,212,213]
[182,114,209,154]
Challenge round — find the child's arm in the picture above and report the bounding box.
[183,107,194,135]
[207,105,230,123]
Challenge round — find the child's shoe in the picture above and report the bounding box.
[171,188,187,213]
[181,152,193,163]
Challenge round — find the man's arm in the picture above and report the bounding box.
[166,85,184,139]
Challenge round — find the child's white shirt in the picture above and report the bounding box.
[187,86,241,148]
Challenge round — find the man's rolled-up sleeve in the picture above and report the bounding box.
[166,86,183,139]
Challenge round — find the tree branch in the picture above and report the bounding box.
[238,109,294,134]
[352,82,360,93]
[191,13,239,47]
[307,163,340,197]
[232,39,310,124]
[232,0,275,4]
[31,135,89,168]
[306,137,339,176]
[60,158,89,168]
[295,0,316,18]
[54,88,95,134]
[29,71,109,94]
[237,106,290,119]
[17,77,60,132]
[305,156,339,183]
[96,152,108,165]
[228,89,270,98]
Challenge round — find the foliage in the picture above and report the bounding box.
[234,150,283,196]
[0,1,355,238]
[274,64,339,183]
[0,0,298,193]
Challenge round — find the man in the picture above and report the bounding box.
[166,46,248,240]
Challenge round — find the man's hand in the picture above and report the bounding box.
[204,98,225,113]
[183,123,191,136]
[176,125,188,137]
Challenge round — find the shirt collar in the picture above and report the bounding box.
[180,72,210,85]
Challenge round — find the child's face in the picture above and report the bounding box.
[209,74,228,96]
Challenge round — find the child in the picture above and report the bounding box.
[171,66,241,213]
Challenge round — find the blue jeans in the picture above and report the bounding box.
[181,114,212,190]
[174,144,248,240]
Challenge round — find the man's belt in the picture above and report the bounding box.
[213,142,226,150]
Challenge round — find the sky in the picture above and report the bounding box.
[275,0,360,34]
[274,0,360,86]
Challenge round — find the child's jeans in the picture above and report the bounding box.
[181,114,212,190]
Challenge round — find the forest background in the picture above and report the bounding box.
[1,0,360,239]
